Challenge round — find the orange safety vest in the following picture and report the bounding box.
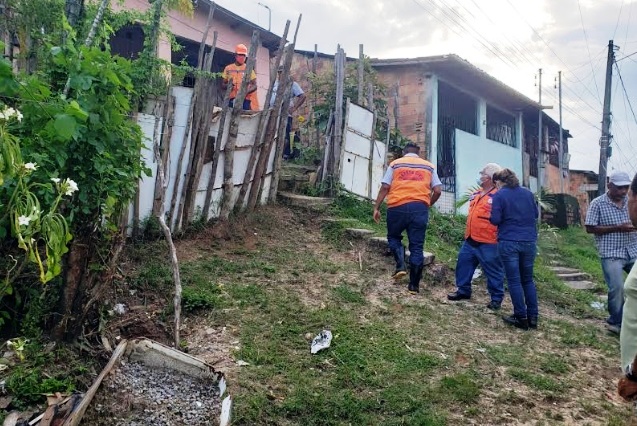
[464,187,498,244]
[222,63,259,110]
[386,156,435,208]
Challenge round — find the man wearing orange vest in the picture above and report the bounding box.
[447,163,505,310]
[373,142,443,293]
[222,44,259,110]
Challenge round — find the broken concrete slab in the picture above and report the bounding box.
[367,236,435,265]
[557,272,591,281]
[564,280,597,290]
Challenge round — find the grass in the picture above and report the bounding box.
[114,197,633,425]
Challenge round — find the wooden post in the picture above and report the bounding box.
[181,31,219,225]
[235,20,290,212]
[248,15,303,211]
[332,47,345,184]
[393,83,400,132]
[267,79,294,203]
[313,44,320,149]
[219,31,259,220]
[367,81,374,111]
[152,92,175,216]
[150,115,183,348]
[197,3,215,70]
[319,111,334,183]
[357,44,364,105]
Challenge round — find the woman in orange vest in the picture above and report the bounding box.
[447,163,505,310]
[222,44,259,110]
[373,142,443,293]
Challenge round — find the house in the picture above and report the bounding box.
[370,55,572,214]
[569,169,599,222]
[110,0,281,107]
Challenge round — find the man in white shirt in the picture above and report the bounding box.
[270,66,306,159]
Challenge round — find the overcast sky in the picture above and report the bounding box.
[214,0,637,175]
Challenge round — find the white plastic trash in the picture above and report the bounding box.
[471,269,483,282]
[310,330,333,354]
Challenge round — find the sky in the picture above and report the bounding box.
[213,0,637,175]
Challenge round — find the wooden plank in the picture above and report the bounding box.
[63,340,128,426]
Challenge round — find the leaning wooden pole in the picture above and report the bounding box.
[219,31,259,220]
[357,44,364,105]
[235,20,290,211]
[202,82,232,218]
[331,47,345,187]
[150,113,182,348]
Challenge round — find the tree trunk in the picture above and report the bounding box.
[64,0,85,30]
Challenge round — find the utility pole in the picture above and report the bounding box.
[598,40,616,196]
[537,68,543,225]
[558,70,564,193]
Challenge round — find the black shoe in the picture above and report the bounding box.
[408,264,424,293]
[503,315,529,330]
[487,301,501,310]
[528,316,538,329]
[447,292,471,301]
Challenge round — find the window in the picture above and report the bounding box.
[486,105,516,147]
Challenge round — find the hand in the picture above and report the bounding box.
[373,208,381,224]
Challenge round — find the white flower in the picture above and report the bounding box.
[18,215,30,226]
[64,178,79,196]
[15,110,22,122]
[51,178,61,183]
[0,111,4,120]
[24,162,37,171]
[4,107,15,118]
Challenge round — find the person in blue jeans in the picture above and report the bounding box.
[585,171,637,335]
[490,168,539,330]
[373,143,442,293]
[448,163,505,310]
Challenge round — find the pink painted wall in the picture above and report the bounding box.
[115,0,272,108]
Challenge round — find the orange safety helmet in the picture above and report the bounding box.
[235,44,248,55]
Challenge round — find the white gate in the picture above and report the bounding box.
[339,101,387,200]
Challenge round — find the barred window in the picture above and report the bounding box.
[486,105,517,147]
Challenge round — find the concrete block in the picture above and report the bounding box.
[343,228,375,239]
[557,272,591,281]
[564,280,597,291]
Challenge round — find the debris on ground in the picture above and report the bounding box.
[310,330,333,354]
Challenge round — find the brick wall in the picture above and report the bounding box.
[568,171,598,223]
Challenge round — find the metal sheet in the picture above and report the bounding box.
[346,103,374,137]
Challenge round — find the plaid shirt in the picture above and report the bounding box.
[585,193,637,260]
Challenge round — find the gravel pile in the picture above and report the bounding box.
[82,361,222,425]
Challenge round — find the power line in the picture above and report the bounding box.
[577,0,603,106]
[615,62,637,126]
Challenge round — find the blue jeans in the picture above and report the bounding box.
[386,202,429,267]
[498,240,538,318]
[601,257,635,326]
[455,241,505,302]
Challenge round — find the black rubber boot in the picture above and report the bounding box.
[408,264,424,293]
[391,246,407,280]
[503,315,529,330]
[528,316,538,329]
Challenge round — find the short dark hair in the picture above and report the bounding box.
[493,168,520,188]
[631,173,637,194]
[403,142,420,154]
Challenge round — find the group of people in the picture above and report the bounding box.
[373,143,539,330]
[221,43,306,159]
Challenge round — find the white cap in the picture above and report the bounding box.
[609,171,632,186]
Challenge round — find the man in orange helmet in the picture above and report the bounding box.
[222,43,259,110]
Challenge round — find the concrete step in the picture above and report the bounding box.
[550,266,581,274]
[277,192,332,211]
[343,228,375,239]
[556,272,591,281]
[564,280,597,291]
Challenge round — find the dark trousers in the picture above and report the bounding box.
[229,98,251,110]
[386,202,429,267]
[455,241,505,302]
[283,116,293,157]
[498,240,538,318]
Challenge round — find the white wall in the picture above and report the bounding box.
[132,87,275,232]
[455,129,523,214]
